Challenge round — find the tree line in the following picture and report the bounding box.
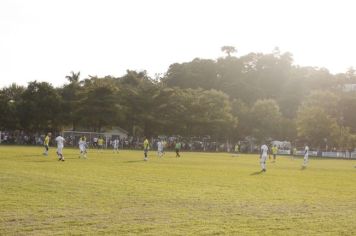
[1,47,356,150]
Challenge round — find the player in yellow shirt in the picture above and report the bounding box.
[143,137,150,161]
[98,136,104,152]
[271,145,278,162]
[43,132,51,156]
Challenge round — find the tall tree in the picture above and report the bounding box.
[249,99,282,141]
[18,81,62,132]
[65,71,81,83]
[339,94,356,132]
[77,80,121,132]
[0,84,24,130]
[117,70,160,137]
[164,59,218,90]
[61,71,83,130]
[296,106,339,148]
[221,46,237,57]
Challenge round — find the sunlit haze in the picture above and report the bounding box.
[1,0,356,87]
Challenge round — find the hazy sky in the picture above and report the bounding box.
[1,0,355,88]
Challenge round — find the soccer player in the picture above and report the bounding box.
[303,145,309,167]
[292,147,297,159]
[271,145,278,162]
[55,135,65,161]
[260,143,268,172]
[78,136,87,159]
[175,141,181,158]
[233,143,239,157]
[143,137,149,161]
[157,139,164,158]
[112,138,119,153]
[43,132,51,156]
[162,140,167,155]
[93,137,98,148]
[98,136,104,152]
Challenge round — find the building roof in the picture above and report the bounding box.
[103,126,129,134]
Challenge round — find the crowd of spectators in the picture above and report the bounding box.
[0,131,238,152]
[0,131,45,145]
[2,131,356,157]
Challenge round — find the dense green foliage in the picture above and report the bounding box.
[1,147,356,235]
[1,48,356,147]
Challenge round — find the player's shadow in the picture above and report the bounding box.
[250,170,264,175]
[124,160,145,163]
[23,159,49,163]
[15,154,41,158]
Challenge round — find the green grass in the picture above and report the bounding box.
[1,146,356,235]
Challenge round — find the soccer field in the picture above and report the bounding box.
[1,146,356,235]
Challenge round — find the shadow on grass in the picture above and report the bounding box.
[300,166,307,170]
[123,160,145,163]
[23,160,49,162]
[250,170,264,175]
[24,154,45,157]
[14,154,42,158]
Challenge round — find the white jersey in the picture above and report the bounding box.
[113,139,119,147]
[55,136,65,147]
[304,146,309,156]
[261,144,268,156]
[157,141,163,151]
[79,140,86,149]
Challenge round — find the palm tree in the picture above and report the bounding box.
[65,71,81,83]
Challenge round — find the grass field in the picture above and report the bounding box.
[1,146,356,235]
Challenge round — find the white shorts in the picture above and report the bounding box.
[79,146,86,152]
[260,155,267,162]
[57,146,63,154]
[304,154,309,159]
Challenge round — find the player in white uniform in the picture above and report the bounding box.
[303,145,309,167]
[260,144,268,172]
[78,136,87,159]
[55,135,65,161]
[157,140,164,158]
[112,138,119,153]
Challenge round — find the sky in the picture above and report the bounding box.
[1,0,356,88]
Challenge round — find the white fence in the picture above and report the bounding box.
[277,150,291,155]
[295,151,319,156]
[321,151,356,159]
[283,150,356,159]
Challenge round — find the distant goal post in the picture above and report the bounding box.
[62,131,122,148]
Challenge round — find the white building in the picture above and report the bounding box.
[342,84,356,92]
[102,126,129,139]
